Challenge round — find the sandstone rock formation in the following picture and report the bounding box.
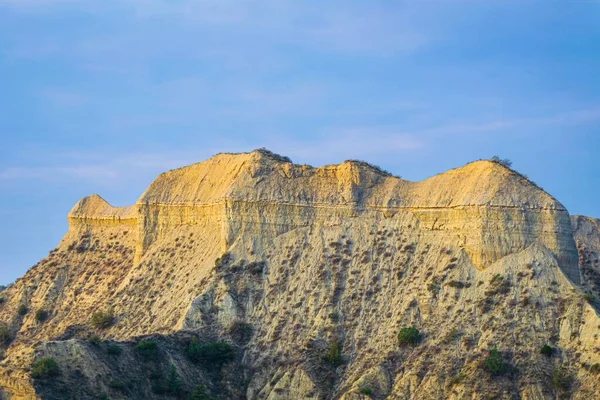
[0,149,598,399]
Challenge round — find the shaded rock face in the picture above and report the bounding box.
[0,150,597,400]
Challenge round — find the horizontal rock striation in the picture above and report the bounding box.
[1,149,595,399]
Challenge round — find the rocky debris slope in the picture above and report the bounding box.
[0,149,598,399]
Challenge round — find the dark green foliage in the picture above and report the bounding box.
[590,363,600,374]
[484,348,508,377]
[0,324,11,345]
[255,148,292,163]
[88,334,102,346]
[246,261,266,275]
[108,380,126,391]
[360,387,374,395]
[107,343,122,355]
[229,321,253,344]
[31,358,59,379]
[35,309,49,322]
[448,373,467,387]
[540,344,555,357]
[551,366,572,391]
[91,311,115,329]
[186,337,234,365]
[447,281,465,289]
[323,341,343,367]
[397,327,422,347]
[214,252,232,269]
[17,304,28,316]
[190,384,212,400]
[490,156,513,168]
[583,293,596,303]
[345,159,394,176]
[150,365,183,396]
[0,297,5,306]
[136,341,158,360]
[165,364,183,395]
[151,381,167,394]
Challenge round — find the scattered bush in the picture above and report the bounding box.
[447,281,465,289]
[107,343,122,356]
[590,363,600,374]
[540,344,555,357]
[88,335,102,346]
[0,324,11,345]
[551,366,572,391]
[448,373,467,387]
[31,358,59,379]
[323,341,343,367]
[485,275,511,297]
[91,311,115,330]
[229,321,253,344]
[255,147,292,163]
[108,380,126,391]
[583,293,596,303]
[359,387,374,395]
[35,309,49,323]
[483,347,508,377]
[397,327,422,347]
[136,341,158,360]
[165,364,183,395]
[490,156,513,168]
[190,384,212,400]
[0,297,5,306]
[17,304,28,316]
[214,252,232,269]
[187,337,234,365]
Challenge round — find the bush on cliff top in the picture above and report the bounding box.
[31,358,59,379]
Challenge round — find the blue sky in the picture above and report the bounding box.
[1,0,599,285]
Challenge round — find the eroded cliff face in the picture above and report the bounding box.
[0,149,597,400]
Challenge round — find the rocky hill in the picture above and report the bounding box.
[0,149,598,399]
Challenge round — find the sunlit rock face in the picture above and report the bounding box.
[1,149,597,400]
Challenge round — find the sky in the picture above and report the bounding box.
[1,0,599,285]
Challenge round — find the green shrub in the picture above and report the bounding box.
[551,366,572,391]
[448,373,467,387]
[136,341,158,360]
[583,293,596,303]
[107,343,122,355]
[0,324,11,345]
[397,327,422,347]
[151,381,167,394]
[323,341,343,367]
[17,304,28,316]
[360,386,374,395]
[490,156,512,168]
[590,363,600,374]
[186,338,234,365]
[91,311,115,329]
[31,358,59,379]
[108,380,126,391]
[484,348,508,376]
[190,384,212,400]
[229,321,253,344]
[0,297,5,306]
[35,309,49,322]
[88,335,102,346]
[165,364,183,395]
[540,344,555,357]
